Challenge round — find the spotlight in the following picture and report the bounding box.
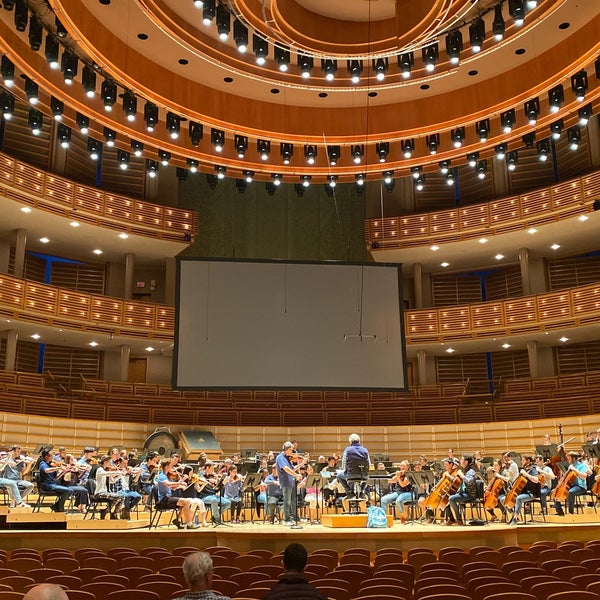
[280,142,294,164]
[327,145,340,165]
[550,118,564,139]
[411,166,422,179]
[355,173,365,186]
[28,14,42,51]
[500,108,516,133]
[158,149,171,166]
[426,133,440,154]
[55,16,67,38]
[524,98,539,125]
[571,70,588,101]
[1,55,14,87]
[322,59,337,81]
[298,53,313,78]
[451,127,465,148]
[414,174,425,191]
[373,57,388,81]
[235,178,246,193]
[193,1,203,8]
[82,64,96,97]
[122,90,137,122]
[0,90,14,120]
[384,177,395,193]
[2,0,14,9]
[215,165,226,179]
[87,138,102,160]
[50,96,64,121]
[177,168,189,183]
[274,45,290,72]
[476,118,490,142]
[466,152,479,167]
[45,35,59,69]
[304,145,317,164]
[76,112,89,134]
[376,142,389,162]
[495,143,507,159]
[383,170,394,184]
[398,52,414,78]
[189,121,203,146]
[301,175,312,187]
[445,170,455,185]
[526,0,538,7]
[578,103,592,126]
[24,76,38,105]
[355,182,365,196]
[243,170,254,183]
[216,4,230,40]
[235,134,248,158]
[522,132,536,148]
[439,160,451,174]
[509,0,525,26]
[166,112,181,139]
[253,34,268,66]
[567,125,581,150]
[257,139,270,161]
[476,159,488,179]
[271,173,282,186]
[506,150,518,171]
[548,84,564,113]
[207,174,218,189]
[14,0,26,31]
[144,102,158,132]
[233,19,248,53]
[328,175,337,188]
[186,158,199,172]
[103,127,116,147]
[211,128,225,152]
[61,50,78,85]
[351,144,363,164]
[445,30,463,65]
[146,159,159,178]
[101,79,117,112]
[28,107,43,134]
[324,184,334,198]
[469,18,485,52]
[117,149,130,170]
[401,139,414,158]
[536,139,550,161]
[348,59,363,84]
[202,0,215,25]
[493,4,505,40]
[131,139,144,157]
[422,43,439,72]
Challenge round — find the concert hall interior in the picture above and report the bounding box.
[1,0,600,561]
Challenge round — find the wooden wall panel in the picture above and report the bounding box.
[491,349,530,381]
[457,163,495,206]
[486,267,523,300]
[414,171,456,213]
[556,341,600,374]
[548,255,600,291]
[507,146,556,196]
[64,128,100,187]
[431,274,482,307]
[556,127,592,180]
[1,105,51,171]
[436,353,488,383]
[50,261,106,295]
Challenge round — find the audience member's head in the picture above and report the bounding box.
[23,584,68,600]
[182,551,214,591]
[282,542,308,573]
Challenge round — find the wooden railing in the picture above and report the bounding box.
[365,170,600,249]
[0,152,199,242]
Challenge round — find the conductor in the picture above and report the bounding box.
[337,433,371,500]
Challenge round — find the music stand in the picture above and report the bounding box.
[303,474,323,523]
[242,473,261,523]
[241,448,257,460]
[583,444,600,460]
[237,462,256,476]
[535,444,557,461]
[367,470,390,506]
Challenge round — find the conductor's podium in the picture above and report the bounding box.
[321,513,394,528]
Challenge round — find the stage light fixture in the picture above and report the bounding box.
[355,182,365,196]
[131,139,144,157]
[567,126,581,150]
[274,45,290,72]
[45,35,59,69]
[50,96,64,121]
[76,112,89,134]
[304,145,317,164]
[466,152,479,167]
[522,132,536,148]
[328,175,338,188]
[578,103,592,126]
[401,139,414,158]
[2,0,14,9]
[495,143,507,159]
[14,0,27,31]
[348,59,363,84]
[117,149,130,170]
[212,129,225,152]
[0,90,14,120]
[202,0,215,25]
[253,34,268,66]
[216,4,230,40]
[146,159,159,178]
[376,142,389,163]
[493,4,505,40]
[158,149,171,166]
[298,53,313,78]
[445,170,455,185]
[373,57,388,81]
[28,107,43,134]
[144,101,158,132]
[414,174,425,191]
[506,150,518,171]
[536,139,550,161]
[398,52,414,78]
[351,144,364,164]
[186,158,199,173]
[439,160,451,174]
[509,0,525,26]
[87,138,102,160]
[82,64,96,97]
[235,134,248,158]
[355,173,365,186]
[384,178,395,193]
[1,56,14,87]
[257,139,271,161]
[571,70,588,101]
[527,0,538,7]
[55,16,67,38]
[28,14,42,50]
[177,168,189,183]
[476,159,488,179]
[322,59,337,81]
[327,145,340,165]
[426,133,440,154]
[500,108,516,133]
[476,118,490,142]
[122,90,137,122]
[24,76,38,105]
[61,50,77,85]
[271,173,282,186]
[243,170,254,183]
[189,121,203,146]
[411,166,422,179]
[548,84,564,113]
[193,1,203,9]
[550,119,564,139]
[207,174,219,189]
[524,98,539,125]
[301,175,312,187]
[280,142,294,164]
[422,43,439,72]
[324,184,334,198]
[101,79,117,112]
[215,165,227,179]
[166,112,181,139]
[451,126,465,148]
[233,19,248,53]
[445,29,463,65]
[383,170,394,184]
[235,178,246,193]
[469,18,485,52]
[104,127,116,147]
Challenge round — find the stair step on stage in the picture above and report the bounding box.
[321,514,394,528]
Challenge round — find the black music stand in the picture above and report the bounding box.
[366,470,390,506]
[583,444,600,460]
[213,476,231,528]
[536,444,558,461]
[407,470,436,525]
[242,473,261,523]
[303,474,323,523]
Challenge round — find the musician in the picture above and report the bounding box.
[197,452,208,469]
[485,459,507,522]
[218,458,232,475]
[499,454,539,525]
[554,451,591,516]
[197,460,231,524]
[265,464,283,523]
[276,441,303,525]
[337,433,371,501]
[423,457,457,523]
[39,449,88,512]
[535,454,556,513]
[156,458,201,529]
[75,447,96,483]
[93,455,126,519]
[299,463,321,525]
[254,468,268,517]
[113,456,142,520]
[501,452,520,482]
[53,446,67,463]
[473,451,486,475]
[446,455,478,526]
[1,445,34,507]
[380,460,413,524]
[223,465,244,523]
[139,451,160,498]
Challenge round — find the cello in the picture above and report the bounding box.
[503,473,528,510]
[484,474,505,510]
[550,467,578,502]
[423,464,458,511]
[438,471,464,511]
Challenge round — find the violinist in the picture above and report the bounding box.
[112,456,142,520]
[223,465,244,523]
[535,454,556,514]
[298,463,321,525]
[53,446,67,464]
[93,455,124,519]
[265,464,283,523]
[553,451,591,516]
[1,445,34,507]
[197,460,230,524]
[254,467,268,517]
[156,458,201,529]
[39,449,88,513]
[218,458,233,476]
[499,454,539,525]
[76,447,97,483]
[501,451,520,482]
[139,451,160,498]
[446,455,477,526]
[380,460,413,524]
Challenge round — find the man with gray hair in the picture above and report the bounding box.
[173,551,231,600]
[276,440,303,525]
[23,584,68,600]
[337,433,371,500]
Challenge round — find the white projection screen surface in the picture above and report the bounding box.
[174,259,407,390]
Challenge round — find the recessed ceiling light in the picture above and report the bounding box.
[70,221,80,227]
[89,341,98,347]
[495,254,504,260]
[145,346,154,352]
[502,343,511,349]
[528,227,537,234]
[92,249,103,255]
[31,333,40,340]
[446,348,455,353]
[551,243,560,250]
[578,215,589,222]
[40,237,50,244]
[21,206,32,213]
[441,262,449,268]
[559,336,568,342]
[479,238,488,244]
[118,233,129,239]
[430,245,439,251]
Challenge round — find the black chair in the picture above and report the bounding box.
[460,479,488,524]
[32,471,74,513]
[343,459,369,513]
[84,478,111,520]
[148,484,178,528]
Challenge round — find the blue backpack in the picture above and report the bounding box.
[367,505,388,528]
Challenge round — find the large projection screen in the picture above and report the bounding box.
[174,258,407,391]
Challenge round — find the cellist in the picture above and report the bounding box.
[445,455,478,526]
[553,451,591,516]
[499,454,539,525]
[535,454,556,514]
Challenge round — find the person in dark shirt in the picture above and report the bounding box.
[263,543,327,600]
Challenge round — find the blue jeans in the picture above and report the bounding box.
[43,484,88,511]
[448,492,472,521]
[282,485,297,522]
[380,492,398,514]
[554,485,587,514]
[0,478,25,505]
[202,494,231,519]
[118,490,141,510]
